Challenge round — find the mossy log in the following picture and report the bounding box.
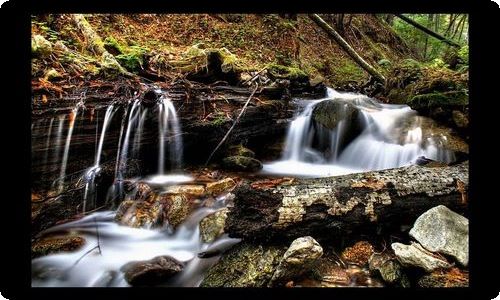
[225,162,468,242]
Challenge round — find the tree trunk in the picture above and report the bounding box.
[395,14,460,48]
[225,162,468,242]
[309,14,386,84]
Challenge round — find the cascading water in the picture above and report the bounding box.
[263,88,456,177]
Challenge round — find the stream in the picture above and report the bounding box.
[31,87,459,287]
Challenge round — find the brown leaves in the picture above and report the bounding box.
[456,179,467,204]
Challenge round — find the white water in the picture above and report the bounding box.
[263,88,455,178]
[82,105,116,213]
[57,102,83,192]
[32,195,240,287]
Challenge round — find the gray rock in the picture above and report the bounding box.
[409,205,468,266]
[312,99,359,130]
[391,242,452,272]
[121,255,183,286]
[269,236,323,286]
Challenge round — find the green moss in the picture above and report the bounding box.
[104,36,125,55]
[200,243,286,287]
[267,63,308,81]
[408,91,468,109]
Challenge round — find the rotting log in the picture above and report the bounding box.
[309,14,386,84]
[225,162,469,242]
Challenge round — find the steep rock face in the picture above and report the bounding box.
[409,205,469,266]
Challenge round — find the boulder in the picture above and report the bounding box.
[199,208,229,243]
[312,99,359,130]
[409,205,468,266]
[269,236,323,286]
[164,185,206,196]
[121,255,183,286]
[341,241,374,266]
[221,156,263,172]
[392,242,452,272]
[32,235,85,258]
[452,110,469,128]
[200,242,286,287]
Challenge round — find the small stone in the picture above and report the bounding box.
[121,255,183,286]
[221,156,262,172]
[392,242,452,272]
[32,235,85,258]
[409,205,469,266]
[199,208,229,243]
[341,241,374,266]
[205,178,236,196]
[369,253,410,287]
[270,236,323,286]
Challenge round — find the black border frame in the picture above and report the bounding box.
[1,0,498,299]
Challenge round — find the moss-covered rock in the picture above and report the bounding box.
[408,91,468,110]
[104,36,125,55]
[368,252,410,287]
[32,35,53,58]
[44,68,62,81]
[205,178,236,196]
[221,156,263,172]
[199,208,229,243]
[312,100,359,130]
[32,235,85,258]
[200,242,286,287]
[268,63,308,81]
[417,268,468,287]
[227,144,255,158]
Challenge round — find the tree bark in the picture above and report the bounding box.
[395,14,460,48]
[225,162,468,242]
[308,14,386,84]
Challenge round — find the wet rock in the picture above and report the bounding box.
[164,184,206,197]
[121,255,183,286]
[312,99,359,130]
[452,110,469,128]
[221,156,263,172]
[200,242,286,287]
[164,194,197,227]
[392,242,452,272]
[417,268,468,287]
[341,241,374,266]
[32,35,52,58]
[205,178,237,196]
[227,144,255,158]
[369,252,410,287]
[269,236,323,286]
[115,198,165,228]
[409,205,468,266]
[141,89,162,107]
[32,235,86,258]
[199,208,229,243]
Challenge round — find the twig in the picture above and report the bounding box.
[242,67,267,86]
[205,83,259,165]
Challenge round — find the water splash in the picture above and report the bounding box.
[263,88,456,177]
[32,195,239,287]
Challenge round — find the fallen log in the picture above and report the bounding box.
[225,162,468,242]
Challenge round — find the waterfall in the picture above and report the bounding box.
[82,105,116,213]
[57,102,83,192]
[263,88,457,177]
